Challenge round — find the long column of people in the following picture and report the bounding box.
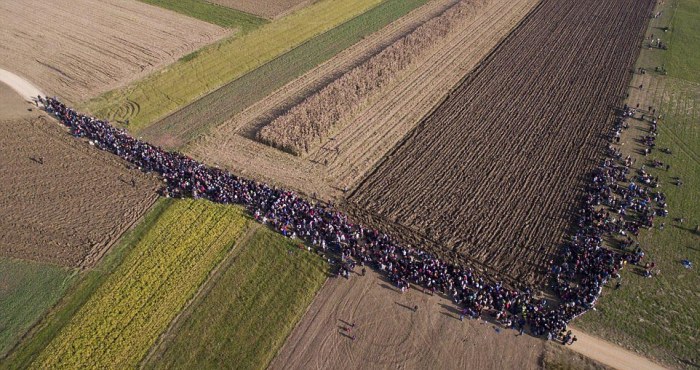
[39,96,665,341]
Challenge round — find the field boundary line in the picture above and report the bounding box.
[266,276,331,368]
[78,192,160,270]
[148,0,402,136]
[140,220,260,366]
[348,0,547,197]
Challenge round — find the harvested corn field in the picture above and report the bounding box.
[350,0,655,283]
[0,83,159,268]
[257,0,485,156]
[0,0,228,103]
[193,0,538,200]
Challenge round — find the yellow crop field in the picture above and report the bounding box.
[82,0,384,132]
[33,200,250,368]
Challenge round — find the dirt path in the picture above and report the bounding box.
[566,328,668,370]
[0,69,43,101]
[0,0,227,103]
[270,269,544,369]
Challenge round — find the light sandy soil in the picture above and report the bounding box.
[0,0,228,104]
[192,0,538,201]
[0,82,160,268]
[565,328,668,370]
[207,0,315,19]
[0,69,43,102]
[271,269,545,370]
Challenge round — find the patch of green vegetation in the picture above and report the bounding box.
[143,0,430,147]
[576,0,700,365]
[145,225,327,369]
[665,0,700,82]
[81,0,385,132]
[0,259,75,358]
[0,199,173,369]
[139,0,267,31]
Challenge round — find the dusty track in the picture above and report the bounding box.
[271,270,544,369]
[0,0,228,103]
[350,0,655,283]
[566,328,667,370]
[193,0,538,200]
[0,82,159,268]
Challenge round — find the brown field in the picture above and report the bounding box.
[0,0,228,104]
[192,0,538,200]
[207,0,314,19]
[0,83,159,268]
[350,0,655,283]
[257,0,486,156]
[270,269,544,369]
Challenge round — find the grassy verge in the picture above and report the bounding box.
[0,259,75,357]
[141,0,430,148]
[665,0,700,83]
[138,0,267,30]
[82,0,385,132]
[0,198,173,369]
[576,0,700,366]
[31,200,251,368]
[144,225,327,369]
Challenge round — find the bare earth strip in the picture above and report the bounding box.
[0,0,228,104]
[565,328,667,370]
[270,270,544,370]
[207,0,314,19]
[0,83,160,268]
[192,0,539,201]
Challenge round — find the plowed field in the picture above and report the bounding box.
[193,0,538,200]
[0,83,159,268]
[350,0,655,283]
[0,0,227,103]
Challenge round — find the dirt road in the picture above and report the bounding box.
[0,0,228,103]
[566,328,668,370]
[0,69,43,101]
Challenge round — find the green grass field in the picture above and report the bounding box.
[665,0,700,83]
[145,225,327,369]
[140,0,429,148]
[32,200,250,369]
[1,199,173,369]
[0,259,75,358]
[138,0,267,30]
[82,0,385,132]
[576,0,700,365]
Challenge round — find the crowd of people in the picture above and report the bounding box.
[39,95,664,341]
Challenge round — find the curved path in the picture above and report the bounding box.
[567,327,667,370]
[0,68,43,101]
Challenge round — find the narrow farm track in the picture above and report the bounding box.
[351,0,656,283]
[193,0,538,200]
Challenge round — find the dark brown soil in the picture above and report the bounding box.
[0,83,160,268]
[350,0,655,284]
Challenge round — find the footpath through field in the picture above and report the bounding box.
[0,69,43,101]
[567,329,667,370]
